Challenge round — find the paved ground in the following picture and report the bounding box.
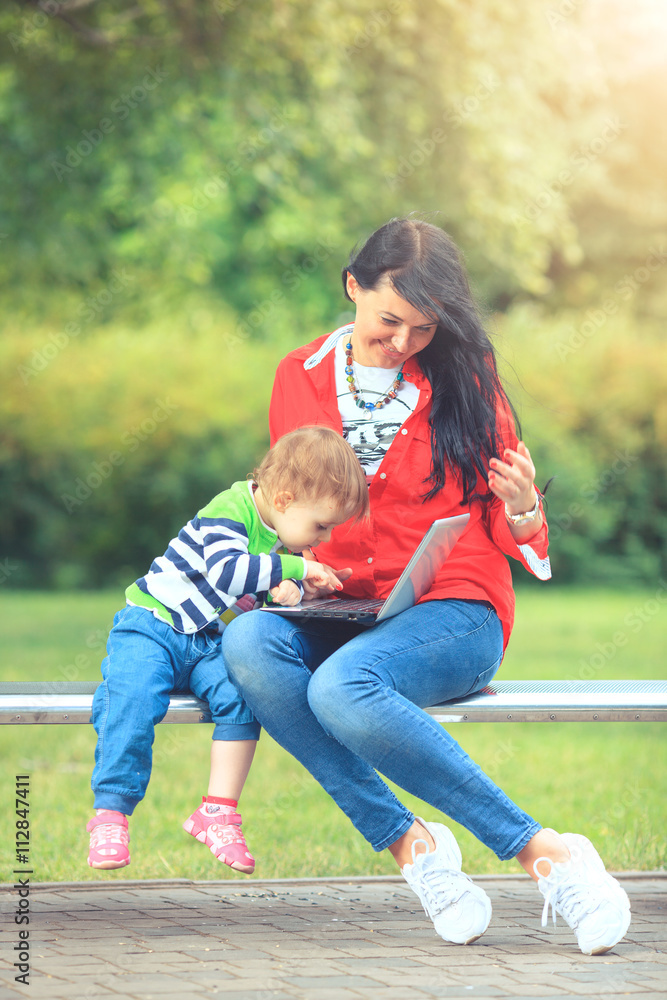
[0,874,665,1000]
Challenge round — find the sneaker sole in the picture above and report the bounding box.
[464,933,483,946]
[88,857,130,870]
[218,853,255,874]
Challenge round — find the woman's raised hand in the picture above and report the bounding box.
[488,441,537,515]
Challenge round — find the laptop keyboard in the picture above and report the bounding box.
[308,597,384,612]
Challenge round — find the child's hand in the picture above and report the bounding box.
[269,580,302,606]
[303,561,350,596]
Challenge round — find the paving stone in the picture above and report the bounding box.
[401,987,510,998]
[197,977,285,992]
[285,973,387,989]
[191,994,298,1000]
[279,992,368,1000]
[345,991,450,999]
[6,978,129,998]
[618,995,667,1000]
[332,956,426,971]
[1,875,664,999]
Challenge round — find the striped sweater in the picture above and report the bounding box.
[125,480,308,634]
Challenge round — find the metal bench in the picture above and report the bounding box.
[1,679,666,725]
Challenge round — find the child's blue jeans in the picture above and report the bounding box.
[91,605,259,815]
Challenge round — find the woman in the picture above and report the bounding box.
[222,218,630,954]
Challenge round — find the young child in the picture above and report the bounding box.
[86,426,369,874]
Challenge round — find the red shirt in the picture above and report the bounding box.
[270,333,551,651]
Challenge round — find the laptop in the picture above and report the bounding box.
[261,513,470,625]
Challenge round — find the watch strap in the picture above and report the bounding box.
[505,494,540,525]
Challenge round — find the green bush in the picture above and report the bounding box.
[499,304,667,585]
[1,304,665,588]
[0,317,284,588]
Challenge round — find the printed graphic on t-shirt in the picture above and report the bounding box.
[341,416,407,470]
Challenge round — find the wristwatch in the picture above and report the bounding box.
[505,494,540,525]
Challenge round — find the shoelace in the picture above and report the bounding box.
[208,820,246,847]
[535,853,607,929]
[90,821,128,848]
[414,867,471,915]
[408,841,470,915]
[540,874,596,928]
[410,838,430,863]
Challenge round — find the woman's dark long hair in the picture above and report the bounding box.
[343,217,519,505]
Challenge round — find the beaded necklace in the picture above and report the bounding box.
[344,339,404,418]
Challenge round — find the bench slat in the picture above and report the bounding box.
[1,680,666,725]
[425,679,667,723]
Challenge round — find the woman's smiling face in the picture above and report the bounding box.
[346,273,438,369]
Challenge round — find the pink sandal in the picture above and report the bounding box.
[183,798,255,873]
[87,811,130,869]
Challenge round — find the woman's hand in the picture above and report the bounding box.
[269,580,303,606]
[303,560,351,596]
[299,547,353,600]
[488,441,536,513]
[488,441,543,541]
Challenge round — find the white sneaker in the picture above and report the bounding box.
[401,816,492,945]
[535,830,631,955]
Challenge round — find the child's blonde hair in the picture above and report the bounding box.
[254,426,369,523]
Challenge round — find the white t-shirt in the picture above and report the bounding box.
[334,332,419,480]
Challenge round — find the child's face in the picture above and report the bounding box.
[270,496,347,552]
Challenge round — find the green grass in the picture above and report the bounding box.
[0,588,665,883]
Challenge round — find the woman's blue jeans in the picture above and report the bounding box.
[91,605,260,815]
[222,599,541,860]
